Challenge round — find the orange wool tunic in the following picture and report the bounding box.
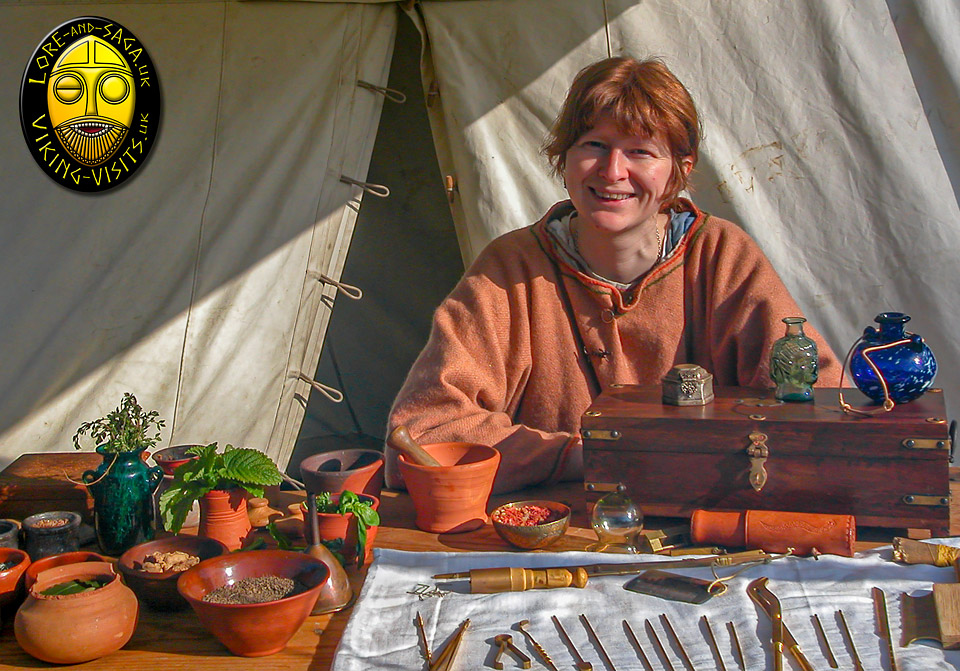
[387,200,842,493]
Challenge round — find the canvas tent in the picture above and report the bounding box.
[2,0,959,474]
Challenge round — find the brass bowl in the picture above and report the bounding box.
[490,500,570,550]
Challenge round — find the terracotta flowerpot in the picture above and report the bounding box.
[24,551,107,590]
[299,449,384,499]
[397,442,500,533]
[199,489,252,551]
[15,561,138,664]
[301,493,379,564]
[0,548,30,610]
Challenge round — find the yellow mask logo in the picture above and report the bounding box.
[20,17,161,192]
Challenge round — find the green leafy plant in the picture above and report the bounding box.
[73,392,165,454]
[41,578,105,596]
[159,443,283,534]
[313,490,380,568]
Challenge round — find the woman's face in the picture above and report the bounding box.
[564,115,685,236]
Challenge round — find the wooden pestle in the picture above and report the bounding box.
[387,425,442,467]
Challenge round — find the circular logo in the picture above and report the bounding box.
[20,17,161,192]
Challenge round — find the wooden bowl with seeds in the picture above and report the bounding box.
[490,500,571,550]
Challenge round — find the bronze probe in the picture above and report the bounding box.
[552,615,592,671]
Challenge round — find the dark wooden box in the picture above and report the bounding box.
[582,386,952,535]
[0,452,100,522]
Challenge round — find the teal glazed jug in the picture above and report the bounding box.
[83,445,163,555]
[849,312,937,404]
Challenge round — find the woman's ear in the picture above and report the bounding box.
[681,156,694,177]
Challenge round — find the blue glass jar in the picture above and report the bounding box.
[849,312,937,404]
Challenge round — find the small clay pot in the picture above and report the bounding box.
[118,535,228,610]
[21,511,82,559]
[397,443,500,533]
[15,561,138,664]
[24,551,107,590]
[299,449,384,499]
[247,498,284,528]
[199,489,252,551]
[0,547,30,610]
[152,444,201,476]
[301,493,380,564]
[0,519,20,549]
[177,549,329,657]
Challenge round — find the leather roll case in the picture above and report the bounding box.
[690,508,856,557]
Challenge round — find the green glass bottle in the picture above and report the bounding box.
[770,317,818,402]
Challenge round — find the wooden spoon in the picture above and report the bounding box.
[387,425,442,467]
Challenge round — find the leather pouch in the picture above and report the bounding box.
[690,509,856,557]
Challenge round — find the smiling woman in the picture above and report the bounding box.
[386,57,843,494]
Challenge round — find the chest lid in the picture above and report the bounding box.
[580,386,951,460]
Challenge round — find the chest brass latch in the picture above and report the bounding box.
[746,432,769,492]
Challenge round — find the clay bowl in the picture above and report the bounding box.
[299,448,384,498]
[24,551,108,590]
[152,444,201,475]
[300,493,380,565]
[177,549,330,657]
[397,442,500,533]
[0,548,30,610]
[118,535,228,610]
[490,500,571,550]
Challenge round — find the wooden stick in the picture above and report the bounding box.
[387,425,442,467]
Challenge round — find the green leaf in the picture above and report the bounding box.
[221,448,282,488]
[41,579,104,596]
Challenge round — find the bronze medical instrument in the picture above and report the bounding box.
[552,615,592,671]
[701,615,726,671]
[416,611,431,664]
[623,619,654,671]
[746,578,813,671]
[645,619,675,671]
[433,550,770,593]
[492,634,531,670]
[660,613,697,671]
[812,613,838,668]
[726,621,745,671]
[430,618,470,671]
[516,619,558,671]
[873,587,898,671]
[837,610,864,671]
[580,613,617,671]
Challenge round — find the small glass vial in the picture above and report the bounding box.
[770,317,818,402]
[588,484,643,553]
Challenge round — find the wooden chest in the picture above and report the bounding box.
[0,452,100,522]
[582,386,953,535]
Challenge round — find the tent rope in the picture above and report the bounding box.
[358,80,407,104]
[307,271,363,300]
[340,175,390,198]
[296,372,344,403]
[602,0,612,57]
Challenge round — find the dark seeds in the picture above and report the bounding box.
[202,576,304,604]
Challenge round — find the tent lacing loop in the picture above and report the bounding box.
[340,175,390,198]
[296,372,344,403]
[357,80,407,104]
[307,270,363,300]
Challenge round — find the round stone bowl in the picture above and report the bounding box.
[177,549,330,657]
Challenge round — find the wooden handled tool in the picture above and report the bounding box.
[387,425,442,467]
[445,566,589,593]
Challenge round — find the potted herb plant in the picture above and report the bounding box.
[305,490,380,567]
[159,443,283,550]
[73,392,165,555]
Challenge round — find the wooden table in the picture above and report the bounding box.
[0,454,956,670]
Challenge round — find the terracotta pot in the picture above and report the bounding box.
[199,489,252,551]
[176,549,329,657]
[15,561,138,664]
[299,449,384,498]
[24,551,107,590]
[152,444,202,476]
[300,493,379,564]
[0,548,30,610]
[117,535,228,611]
[397,443,500,533]
[247,498,284,528]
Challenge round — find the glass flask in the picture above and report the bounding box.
[588,484,643,553]
[770,317,818,402]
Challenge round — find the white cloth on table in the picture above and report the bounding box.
[331,542,960,670]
